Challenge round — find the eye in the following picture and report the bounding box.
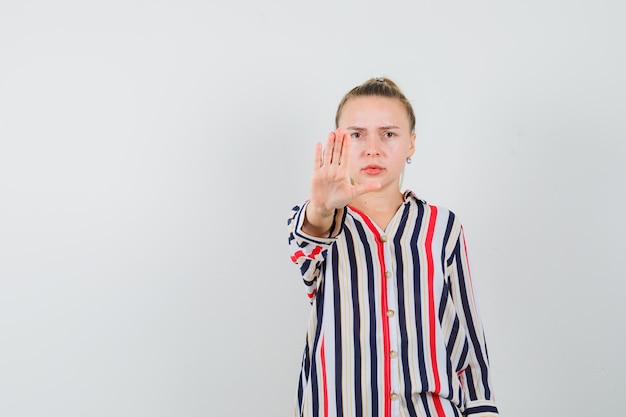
[351,132,362,139]
[383,132,395,139]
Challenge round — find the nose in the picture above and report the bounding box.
[365,137,381,156]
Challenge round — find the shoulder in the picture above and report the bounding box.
[403,190,458,222]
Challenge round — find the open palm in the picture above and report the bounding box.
[310,129,381,211]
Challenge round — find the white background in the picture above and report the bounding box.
[1,1,625,416]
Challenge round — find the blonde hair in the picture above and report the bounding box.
[335,77,416,133]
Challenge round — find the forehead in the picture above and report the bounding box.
[338,96,410,128]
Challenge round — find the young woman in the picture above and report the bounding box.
[287,77,498,417]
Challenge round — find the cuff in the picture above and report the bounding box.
[292,201,340,246]
[464,402,499,416]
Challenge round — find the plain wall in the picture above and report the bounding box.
[1,0,624,416]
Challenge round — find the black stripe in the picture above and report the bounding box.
[453,240,492,399]
[442,211,456,266]
[345,227,363,417]
[438,279,448,322]
[419,393,433,417]
[464,361,477,400]
[300,260,312,277]
[439,279,455,399]
[303,338,311,380]
[331,243,344,415]
[297,339,309,415]
[458,383,465,410]
[309,267,326,417]
[353,216,379,417]
[411,203,429,391]
[465,405,499,414]
[446,314,460,367]
[458,339,469,374]
[297,373,304,413]
[394,204,420,417]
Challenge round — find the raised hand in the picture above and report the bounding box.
[304,129,381,236]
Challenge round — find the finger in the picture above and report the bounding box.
[338,129,349,165]
[354,180,382,196]
[313,142,323,169]
[322,131,335,166]
[331,128,342,165]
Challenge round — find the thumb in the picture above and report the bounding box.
[354,180,382,196]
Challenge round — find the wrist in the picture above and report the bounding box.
[303,203,337,238]
[309,202,335,219]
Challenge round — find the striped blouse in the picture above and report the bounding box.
[287,191,498,417]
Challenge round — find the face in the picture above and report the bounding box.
[338,96,416,193]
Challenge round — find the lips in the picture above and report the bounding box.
[362,164,384,175]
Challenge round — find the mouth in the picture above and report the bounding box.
[362,164,384,175]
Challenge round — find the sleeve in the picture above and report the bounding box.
[446,223,499,416]
[287,202,343,302]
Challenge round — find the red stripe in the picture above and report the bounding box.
[291,250,306,263]
[309,245,323,259]
[432,394,446,416]
[349,206,391,417]
[320,336,328,417]
[425,206,441,397]
[425,207,446,416]
[290,246,323,263]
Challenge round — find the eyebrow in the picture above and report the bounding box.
[346,125,401,131]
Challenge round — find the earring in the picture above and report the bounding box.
[406,157,412,164]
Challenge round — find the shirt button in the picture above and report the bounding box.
[390,350,398,358]
[390,392,399,401]
[386,310,395,317]
[385,271,392,279]
[380,235,387,242]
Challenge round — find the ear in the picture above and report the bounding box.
[407,132,416,157]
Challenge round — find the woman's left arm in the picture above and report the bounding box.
[447,223,499,417]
